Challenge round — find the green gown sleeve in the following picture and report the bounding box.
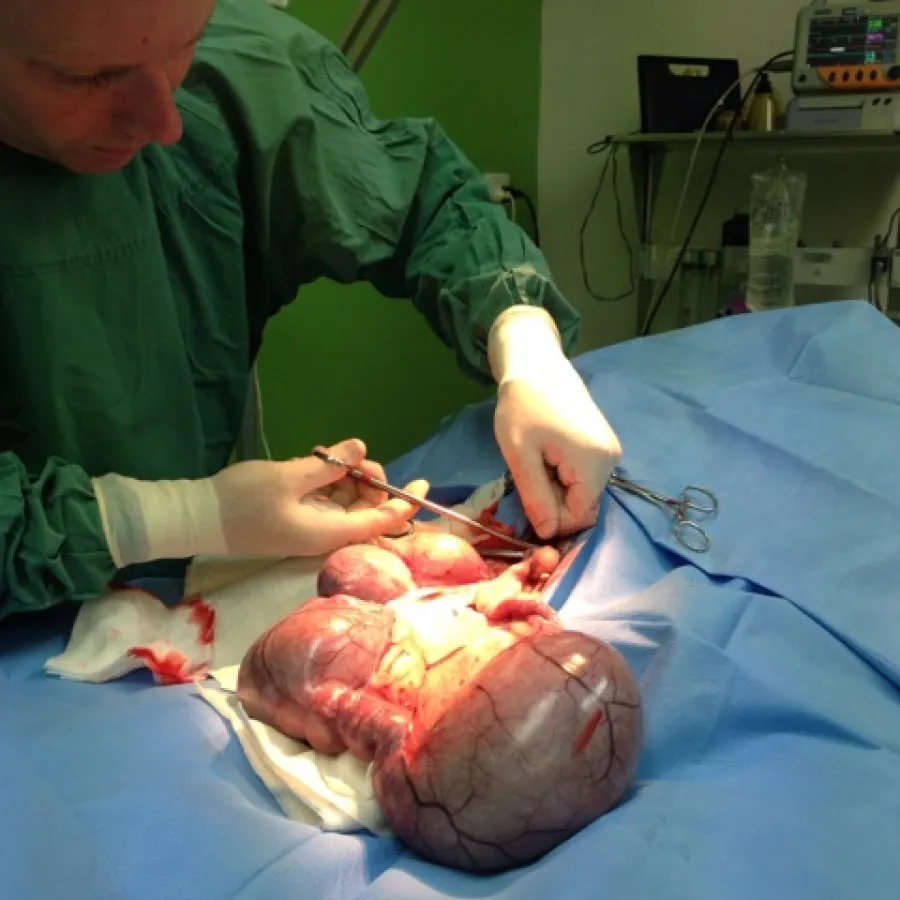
[0,453,116,621]
[188,0,582,382]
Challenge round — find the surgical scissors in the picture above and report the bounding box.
[608,471,718,553]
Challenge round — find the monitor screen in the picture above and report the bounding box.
[806,13,899,67]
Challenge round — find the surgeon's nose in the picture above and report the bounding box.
[117,69,184,147]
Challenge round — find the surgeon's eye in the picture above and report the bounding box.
[56,71,121,89]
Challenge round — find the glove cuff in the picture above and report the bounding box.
[487,305,567,385]
[92,474,226,568]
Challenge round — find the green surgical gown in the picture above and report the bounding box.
[0,0,581,620]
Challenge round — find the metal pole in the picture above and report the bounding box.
[340,0,401,71]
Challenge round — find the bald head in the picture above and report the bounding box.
[0,0,217,174]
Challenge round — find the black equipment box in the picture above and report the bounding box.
[637,55,742,133]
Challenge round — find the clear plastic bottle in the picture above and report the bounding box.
[745,159,807,312]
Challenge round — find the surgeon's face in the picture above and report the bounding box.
[0,0,217,175]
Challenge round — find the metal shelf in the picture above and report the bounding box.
[612,128,900,148]
[618,128,900,332]
[637,243,884,328]
[641,243,873,286]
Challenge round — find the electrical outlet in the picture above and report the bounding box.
[484,172,511,203]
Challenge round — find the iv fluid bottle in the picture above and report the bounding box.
[745,160,807,312]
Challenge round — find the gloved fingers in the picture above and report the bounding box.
[349,458,389,507]
[300,439,369,494]
[328,495,424,548]
[557,485,603,535]
[290,481,424,555]
[345,478,429,515]
[328,457,389,509]
[376,478,429,521]
[506,446,563,540]
[552,447,617,535]
[323,437,368,466]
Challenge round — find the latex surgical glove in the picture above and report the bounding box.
[488,305,622,540]
[92,438,429,568]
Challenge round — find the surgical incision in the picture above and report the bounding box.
[237,529,643,873]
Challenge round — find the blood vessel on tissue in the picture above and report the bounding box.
[237,530,643,873]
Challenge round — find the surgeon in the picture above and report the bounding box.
[0,0,623,620]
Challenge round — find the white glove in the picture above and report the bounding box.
[488,305,622,540]
[92,439,429,568]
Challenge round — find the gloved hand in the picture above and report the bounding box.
[488,305,622,540]
[92,439,429,568]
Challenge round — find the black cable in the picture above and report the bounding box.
[869,204,900,308]
[578,136,638,302]
[639,50,796,337]
[874,205,900,256]
[508,186,541,247]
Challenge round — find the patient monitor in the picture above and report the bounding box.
[787,1,900,132]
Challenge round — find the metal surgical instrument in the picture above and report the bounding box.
[311,447,540,553]
[608,471,719,553]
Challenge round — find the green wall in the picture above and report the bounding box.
[255,0,543,465]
